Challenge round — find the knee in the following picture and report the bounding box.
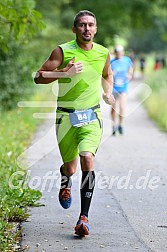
[119,106,125,115]
[64,165,76,177]
[80,152,94,169]
[85,153,93,165]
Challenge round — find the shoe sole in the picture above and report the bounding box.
[75,223,89,237]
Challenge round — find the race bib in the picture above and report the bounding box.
[69,109,97,127]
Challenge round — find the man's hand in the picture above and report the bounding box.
[64,57,83,76]
[40,57,83,79]
[102,93,115,105]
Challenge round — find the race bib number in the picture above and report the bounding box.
[69,109,97,127]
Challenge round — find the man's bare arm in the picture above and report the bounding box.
[128,66,134,81]
[34,47,63,84]
[102,53,115,105]
[34,47,83,84]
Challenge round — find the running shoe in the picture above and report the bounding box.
[75,215,90,237]
[118,125,123,134]
[59,188,72,209]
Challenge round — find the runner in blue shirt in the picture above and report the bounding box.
[110,45,133,135]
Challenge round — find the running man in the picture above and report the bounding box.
[34,10,115,237]
[110,45,133,135]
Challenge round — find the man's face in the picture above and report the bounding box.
[73,15,97,43]
[115,50,124,59]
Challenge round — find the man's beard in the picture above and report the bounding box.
[82,33,91,41]
[83,37,91,41]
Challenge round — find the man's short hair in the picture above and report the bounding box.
[73,10,96,27]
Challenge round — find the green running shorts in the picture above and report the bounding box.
[56,108,102,163]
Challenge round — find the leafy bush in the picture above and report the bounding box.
[0,42,37,110]
[0,0,45,53]
[0,0,45,111]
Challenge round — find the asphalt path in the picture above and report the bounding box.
[21,77,167,252]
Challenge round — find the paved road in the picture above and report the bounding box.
[22,78,167,252]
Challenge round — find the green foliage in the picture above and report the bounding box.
[24,21,75,65]
[0,131,39,250]
[0,0,46,111]
[0,0,45,53]
[128,28,167,53]
[144,69,167,132]
[152,0,167,43]
[0,221,21,252]
[0,44,37,110]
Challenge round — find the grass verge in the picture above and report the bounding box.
[0,83,56,251]
[144,68,167,132]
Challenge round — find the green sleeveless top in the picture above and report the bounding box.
[57,40,108,110]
